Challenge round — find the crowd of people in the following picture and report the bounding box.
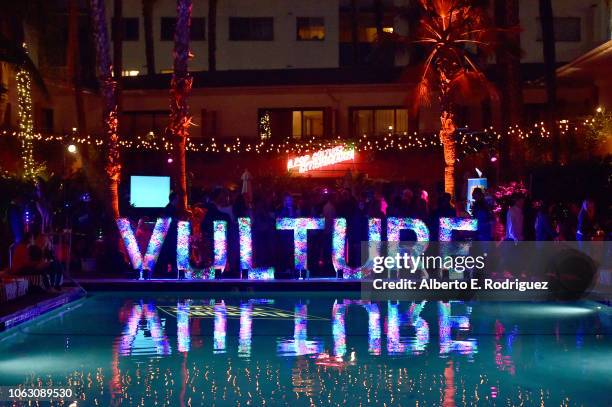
[2,173,606,281]
[146,175,606,279]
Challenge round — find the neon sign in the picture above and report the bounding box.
[287,145,355,173]
[117,217,477,279]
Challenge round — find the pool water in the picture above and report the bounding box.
[0,293,610,406]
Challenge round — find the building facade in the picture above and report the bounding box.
[0,0,609,183]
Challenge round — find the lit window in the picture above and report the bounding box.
[297,17,325,41]
[361,26,395,42]
[259,109,324,140]
[292,110,324,138]
[352,108,411,137]
[302,110,324,138]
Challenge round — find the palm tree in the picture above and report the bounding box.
[142,0,156,75]
[538,0,558,163]
[208,0,217,71]
[113,0,124,140]
[392,0,499,197]
[169,0,192,212]
[90,0,121,219]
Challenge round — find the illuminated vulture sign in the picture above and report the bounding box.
[287,146,355,173]
[117,216,477,280]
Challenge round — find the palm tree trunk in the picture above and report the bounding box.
[143,0,156,75]
[67,0,87,138]
[169,0,192,213]
[208,0,217,71]
[90,0,121,219]
[440,111,457,198]
[113,0,123,139]
[439,79,456,198]
[539,0,559,163]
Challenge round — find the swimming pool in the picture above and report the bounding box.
[0,293,610,406]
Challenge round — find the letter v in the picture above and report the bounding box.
[117,218,172,278]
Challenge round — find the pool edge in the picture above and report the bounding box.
[0,287,87,334]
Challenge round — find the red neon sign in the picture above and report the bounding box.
[287,146,355,173]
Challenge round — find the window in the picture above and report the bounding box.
[229,17,274,41]
[362,26,394,42]
[351,107,410,137]
[113,17,139,41]
[123,110,170,140]
[296,17,325,41]
[293,110,324,138]
[259,109,325,140]
[536,17,581,42]
[161,17,206,41]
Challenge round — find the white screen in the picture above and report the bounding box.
[130,176,170,208]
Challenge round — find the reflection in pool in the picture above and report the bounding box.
[0,293,610,406]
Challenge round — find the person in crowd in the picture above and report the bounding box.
[471,188,493,241]
[157,193,180,279]
[322,194,336,228]
[557,201,579,240]
[430,193,455,241]
[455,200,470,218]
[398,188,414,217]
[135,217,153,254]
[163,192,179,219]
[219,190,235,222]
[8,194,25,244]
[412,189,429,220]
[201,188,233,276]
[535,201,558,241]
[523,196,537,241]
[278,193,297,218]
[11,232,33,272]
[367,195,385,219]
[233,193,250,219]
[11,242,63,290]
[505,194,525,241]
[34,177,53,234]
[576,199,598,241]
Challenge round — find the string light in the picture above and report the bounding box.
[1,115,604,160]
[259,111,271,139]
[16,48,37,179]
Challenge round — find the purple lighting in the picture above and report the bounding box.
[276,217,324,274]
[332,218,382,279]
